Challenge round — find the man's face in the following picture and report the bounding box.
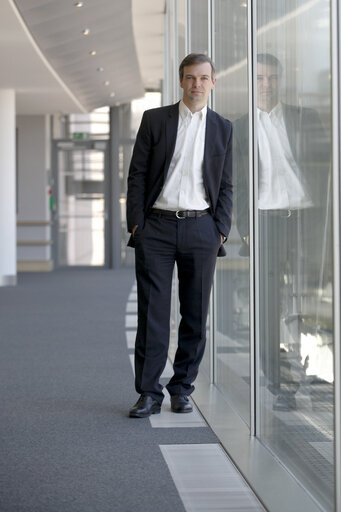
[180,62,216,112]
[257,62,280,112]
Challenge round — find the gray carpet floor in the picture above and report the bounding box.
[0,269,218,512]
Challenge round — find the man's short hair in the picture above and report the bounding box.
[179,53,216,80]
[257,53,283,76]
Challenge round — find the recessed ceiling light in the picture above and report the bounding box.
[82,28,90,35]
[97,67,104,72]
[75,1,83,6]
[104,81,110,86]
[89,50,96,56]
[110,92,116,97]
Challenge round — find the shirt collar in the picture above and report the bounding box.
[179,100,207,121]
[257,101,282,119]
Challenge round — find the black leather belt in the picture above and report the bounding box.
[151,208,210,219]
[259,209,297,218]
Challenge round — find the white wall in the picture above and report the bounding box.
[0,89,16,285]
[16,115,52,270]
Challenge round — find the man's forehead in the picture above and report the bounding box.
[183,62,212,75]
[257,63,279,75]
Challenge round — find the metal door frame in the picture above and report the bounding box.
[51,139,110,269]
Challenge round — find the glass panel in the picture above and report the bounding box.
[68,107,110,140]
[178,0,187,61]
[190,0,208,54]
[57,148,105,266]
[177,0,187,103]
[256,1,334,509]
[168,0,176,103]
[188,0,210,375]
[214,0,250,425]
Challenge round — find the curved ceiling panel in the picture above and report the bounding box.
[0,0,86,114]
[12,0,145,112]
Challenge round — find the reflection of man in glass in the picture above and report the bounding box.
[235,53,329,411]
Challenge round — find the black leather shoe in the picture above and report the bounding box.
[170,395,193,413]
[273,392,297,411]
[129,395,161,418]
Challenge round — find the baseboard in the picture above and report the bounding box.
[17,260,54,272]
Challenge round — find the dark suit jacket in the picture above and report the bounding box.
[126,102,233,257]
[234,103,330,238]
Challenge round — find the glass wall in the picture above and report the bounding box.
[165,1,339,509]
[177,0,187,62]
[214,0,250,426]
[68,108,110,140]
[255,1,334,509]
[189,0,209,54]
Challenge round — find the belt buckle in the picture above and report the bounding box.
[176,210,186,219]
[279,209,292,218]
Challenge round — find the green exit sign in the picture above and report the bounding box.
[73,132,90,140]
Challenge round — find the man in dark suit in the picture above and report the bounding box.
[127,53,233,418]
[235,53,329,410]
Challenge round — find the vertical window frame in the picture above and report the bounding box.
[331,0,341,508]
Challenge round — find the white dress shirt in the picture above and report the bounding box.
[153,100,210,211]
[257,102,313,210]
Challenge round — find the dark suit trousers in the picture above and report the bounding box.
[259,210,301,394]
[133,212,221,403]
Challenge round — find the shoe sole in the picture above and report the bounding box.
[129,406,161,418]
[171,407,193,414]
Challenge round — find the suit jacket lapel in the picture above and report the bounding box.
[203,108,218,207]
[164,102,180,178]
[282,103,299,162]
[203,108,217,174]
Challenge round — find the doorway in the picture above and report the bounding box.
[52,139,109,267]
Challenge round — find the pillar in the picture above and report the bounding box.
[0,90,16,286]
[109,106,122,269]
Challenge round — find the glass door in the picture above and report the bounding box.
[52,140,109,267]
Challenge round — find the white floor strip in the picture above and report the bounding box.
[128,292,137,302]
[150,393,207,428]
[126,330,136,349]
[160,444,265,511]
[125,314,137,328]
[126,301,137,313]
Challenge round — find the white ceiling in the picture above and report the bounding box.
[0,0,165,115]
